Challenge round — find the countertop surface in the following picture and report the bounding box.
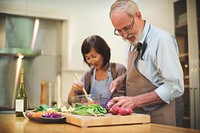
[0,114,200,133]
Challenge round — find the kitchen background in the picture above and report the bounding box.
[0,0,199,129]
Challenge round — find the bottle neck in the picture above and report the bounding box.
[18,73,27,96]
[16,68,27,99]
[20,74,24,84]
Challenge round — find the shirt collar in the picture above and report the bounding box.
[139,21,150,44]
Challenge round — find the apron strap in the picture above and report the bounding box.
[89,63,111,91]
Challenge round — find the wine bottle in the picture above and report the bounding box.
[15,68,28,117]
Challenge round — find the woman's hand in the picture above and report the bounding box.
[68,80,84,105]
[72,80,84,91]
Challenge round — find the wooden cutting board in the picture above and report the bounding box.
[65,113,150,127]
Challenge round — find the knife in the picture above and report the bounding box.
[103,92,115,109]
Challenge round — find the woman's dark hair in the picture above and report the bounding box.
[81,35,111,67]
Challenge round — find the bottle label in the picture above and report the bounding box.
[15,99,24,112]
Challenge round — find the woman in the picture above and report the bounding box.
[68,35,126,106]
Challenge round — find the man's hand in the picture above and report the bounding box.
[108,91,163,112]
[108,96,137,110]
[109,74,126,93]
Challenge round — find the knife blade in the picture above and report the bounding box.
[103,92,115,109]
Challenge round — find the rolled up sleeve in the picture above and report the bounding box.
[155,39,184,103]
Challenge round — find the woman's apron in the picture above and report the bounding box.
[90,64,113,106]
[126,43,182,126]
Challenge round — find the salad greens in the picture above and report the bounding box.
[36,104,61,112]
[72,103,107,116]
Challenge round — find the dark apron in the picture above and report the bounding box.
[126,44,183,126]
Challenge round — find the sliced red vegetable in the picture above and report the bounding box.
[42,112,62,118]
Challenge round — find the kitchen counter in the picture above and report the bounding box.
[0,114,200,133]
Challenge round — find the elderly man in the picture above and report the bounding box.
[108,0,184,126]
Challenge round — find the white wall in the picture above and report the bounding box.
[0,0,174,106]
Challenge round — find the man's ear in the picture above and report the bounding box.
[135,12,142,20]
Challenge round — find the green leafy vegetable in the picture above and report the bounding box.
[52,104,62,112]
[36,104,49,111]
[72,103,107,116]
[36,104,61,112]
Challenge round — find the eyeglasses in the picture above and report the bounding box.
[114,17,135,36]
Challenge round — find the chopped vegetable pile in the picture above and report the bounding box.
[42,110,62,118]
[71,103,107,116]
[27,104,63,118]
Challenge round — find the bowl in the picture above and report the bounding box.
[70,94,102,106]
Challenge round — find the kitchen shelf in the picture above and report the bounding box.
[179,53,188,58]
[0,48,42,58]
[183,116,190,120]
[176,22,187,29]
[184,85,190,88]
[184,75,189,79]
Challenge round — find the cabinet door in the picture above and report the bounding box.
[174,0,190,128]
[187,0,200,129]
[174,0,200,129]
[192,0,200,129]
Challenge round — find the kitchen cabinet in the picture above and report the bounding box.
[173,0,200,129]
[0,14,62,111]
